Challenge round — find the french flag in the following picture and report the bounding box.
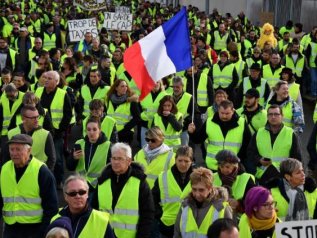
[123,7,192,100]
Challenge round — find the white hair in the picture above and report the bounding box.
[45,227,69,238]
[111,142,132,159]
[47,71,60,85]
[63,174,89,194]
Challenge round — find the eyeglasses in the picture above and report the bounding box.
[65,190,87,197]
[268,113,281,117]
[261,201,277,209]
[24,115,40,120]
[145,138,156,143]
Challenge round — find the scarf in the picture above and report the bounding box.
[218,167,238,190]
[143,143,171,163]
[110,93,127,106]
[248,211,277,230]
[284,179,309,221]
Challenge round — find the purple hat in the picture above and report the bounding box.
[46,216,73,238]
[244,186,271,217]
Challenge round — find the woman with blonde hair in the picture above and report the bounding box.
[174,167,232,238]
[134,126,175,189]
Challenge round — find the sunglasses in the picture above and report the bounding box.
[65,190,87,197]
[145,138,156,143]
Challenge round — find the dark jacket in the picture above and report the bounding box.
[189,112,251,168]
[56,205,115,238]
[307,121,317,170]
[92,162,155,238]
[152,164,193,237]
[0,157,58,238]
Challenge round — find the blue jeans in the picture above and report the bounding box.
[53,137,64,185]
[310,67,317,96]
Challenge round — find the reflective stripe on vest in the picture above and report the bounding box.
[159,170,191,226]
[1,91,24,135]
[285,55,305,77]
[35,87,66,129]
[197,73,209,107]
[8,127,49,163]
[242,77,267,106]
[81,85,108,117]
[153,112,182,149]
[98,177,140,238]
[214,31,228,51]
[43,32,56,51]
[212,63,235,89]
[1,158,44,224]
[180,204,226,238]
[75,139,110,188]
[256,126,293,169]
[262,64,284,88]
[206,117,245,170]
[309,42,317,68]
[134,149,175,189]
[107,100,132,132]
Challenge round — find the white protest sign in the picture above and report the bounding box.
[115,6,130,13]
[68,18,98,42]
[103,12,133,31]
[276,219,317,238]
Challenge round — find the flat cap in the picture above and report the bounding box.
[8,134,33,146]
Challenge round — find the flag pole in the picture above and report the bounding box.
[191,65,195,123]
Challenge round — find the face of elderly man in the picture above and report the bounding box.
[111,148,131,175]
[44,71,58,92]
[9,143,31,168]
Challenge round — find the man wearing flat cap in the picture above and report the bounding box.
[237,62,270,107]
[0,134,58,238]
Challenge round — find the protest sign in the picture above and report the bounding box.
[68,18,98,42]
[276,219,317,238]
[103,12,133,31]
[115,6,130,13]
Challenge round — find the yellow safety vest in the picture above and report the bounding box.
[238,213,277,238]
[140,91,168,128]
[35,87,66,129]
[285,54,305,77]
[206,117,245,170]
[234,59,246,86]
[271,187,317,220]
[262,65,284,88]
[242,77,267,106]
[106,100,132,132]
[213,63,235,89]
[134,149,175,189]
[1,92,24,136]
[98,177,140,238]
[256,126,293,178]
[75,139,110,188]
[246,57,262,72]
[180,202,227,237]
[309,42,317,68]
[8,127,49,163]
[236,107,267,135]
[153,112,183,149]
[196,73,209,107]
[81,85,109,118]
[43,32,56,51]
[213,172,254,199]
[158,170,192,226]
[28,59,38,80]
[214,31,229,51]
[52,209,110,238]
[1,158,44,224]
[175,92,191,119]
[288,82,300,102]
